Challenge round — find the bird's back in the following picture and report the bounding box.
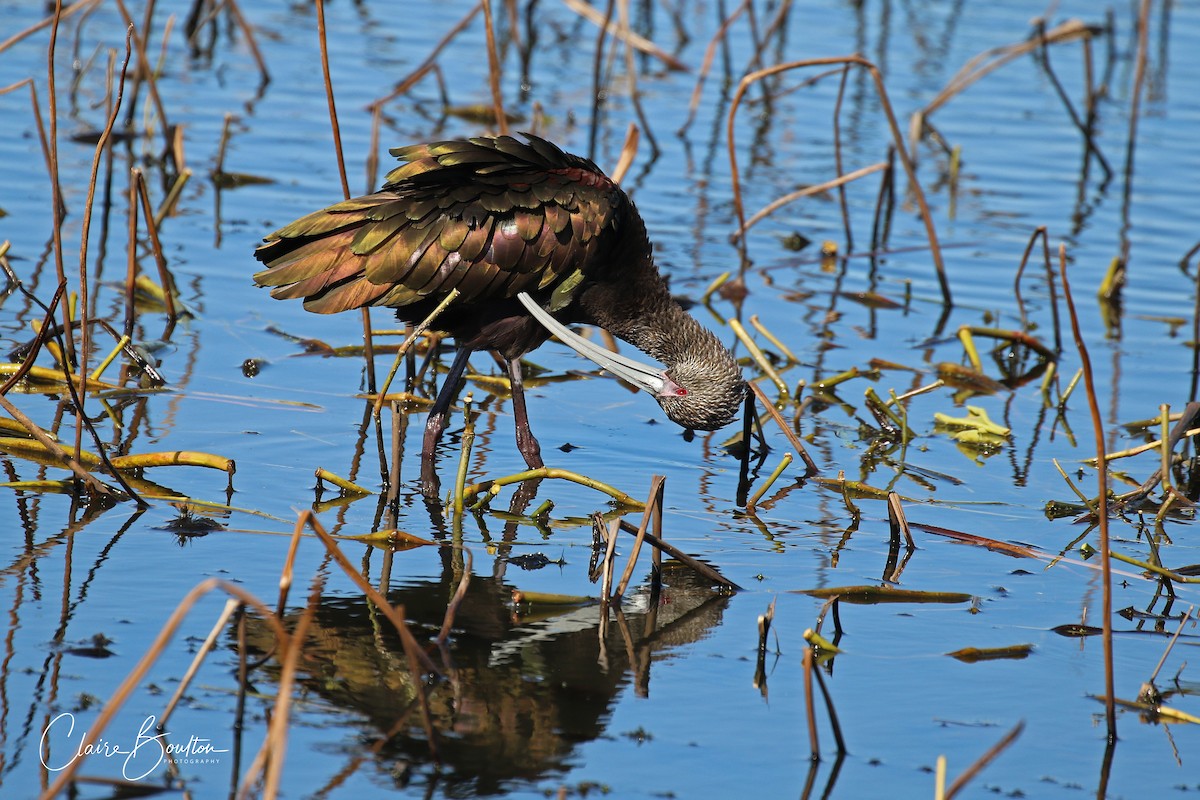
[253,134,640,332]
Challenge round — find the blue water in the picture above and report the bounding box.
[0,1,1197,797]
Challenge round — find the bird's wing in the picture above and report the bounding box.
[253,134,625,315]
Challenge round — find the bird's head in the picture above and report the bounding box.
[655,351,747,431]
[518,293,746,433]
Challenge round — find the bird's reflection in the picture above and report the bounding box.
[239,561,730,795]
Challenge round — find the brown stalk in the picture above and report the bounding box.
[616,518,739,589]
[887,491,915,549]
[609,123,639,184]
[298,512,442,756]
[40,578,292,798]
[124,155,139,336]
[71,27,133,466]
[366,3,481,113]
[276,512,306,614]
[46,2,72,370]
[313,0,376,404]
[732,162,887,243]
[1117,0,1152,279]
[434,547,473,646]
[727,56,948,305]
[916,19,1097,136]
[1034,20,1111,180]
[261,577,324,799]
[159,597,241,727]
[1059,243,1116,742]
[481,0,508,134]
[802,643,819,761]
[1012,226,1062,353]
[747,380,818,476]
[616,0,657,157]
[0,0,100,57]
[561,0,687,71]
[678,0,749,135]
[599,516,621,602]
[0,282,65,396]
[942,721,1024,799]
[832,64,853,251]
[224,0,270,85]
[586,0,615,161]
[612,475,664,600]
[134,168,179,322]
[113,0,172,154]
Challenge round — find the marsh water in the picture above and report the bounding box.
[1,1,1198,797]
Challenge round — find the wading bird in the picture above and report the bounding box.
[254,133,745,493]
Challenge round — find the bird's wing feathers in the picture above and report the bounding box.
[253,134,624,315]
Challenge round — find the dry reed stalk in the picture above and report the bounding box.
[312,0,376,404]
[615,518,739,589]
[612,475,663,600]
[1012,226,1062,353]
[586,0,615,161]
[832,65,853,251]
[63,27,131,469]
[802,643,819,761]
[40,578,292,798]
[0,0,100,56]
[159,597,241,726]
[747,380,818,476]
[915,19,1098,139]
[224,0,270,84]
[942,721,1024,799]
[113,0,172,152]
[599,514,620,602]
[364,0,481,174]
[300,511,439,674]
[561,0,686,71]
[886,491,915,549]
[276,512,307,613]
[481,0,508,133]
[0,283,64,395]
[260,578,324,798]
[435,547,473,646]
[123,158,140,337]
[678,0,749,135]
[1116,0,1152,280]
[1058,243,1116,741]
[726,55,948,305]
[133,169,179,322]
[373,288,460,415]
[616,0,657,156]
[609,123,639,184]
[45,2,71,371]
[1034,20,1111,179]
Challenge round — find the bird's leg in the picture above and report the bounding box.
[420,345,473,497]
[507,356,544,471]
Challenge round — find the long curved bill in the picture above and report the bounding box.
[518,292,666,395]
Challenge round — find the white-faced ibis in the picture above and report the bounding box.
[253,133,745,492]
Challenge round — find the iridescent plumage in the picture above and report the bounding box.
[254,133,745,492]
